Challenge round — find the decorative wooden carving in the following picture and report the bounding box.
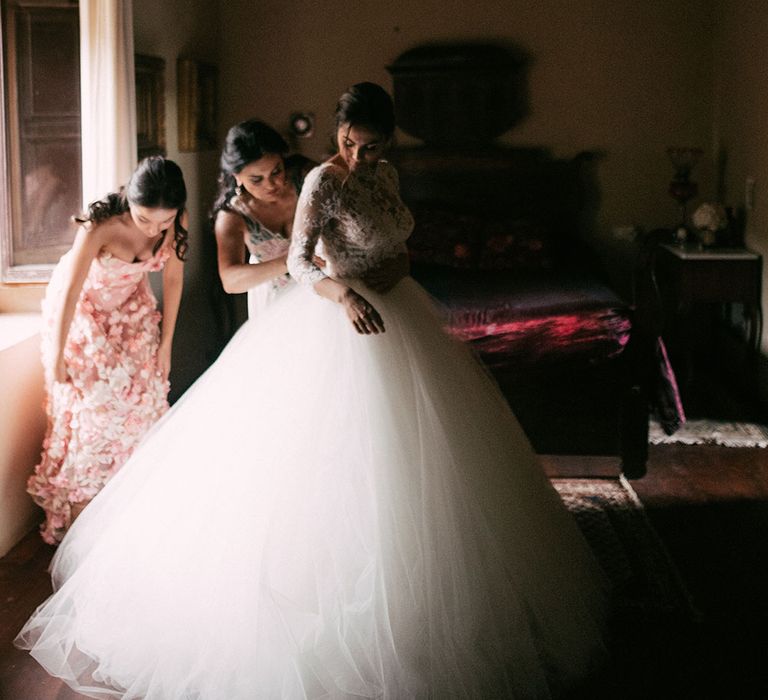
[387,43,530,146]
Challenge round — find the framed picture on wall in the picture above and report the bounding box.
[177,57,218,152]
[135,54,166,160]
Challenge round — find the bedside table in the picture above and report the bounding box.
[654,243,763,400]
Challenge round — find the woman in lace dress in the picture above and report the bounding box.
[17,86,607,699]
[212,119,406,320]
[26,156,187,544]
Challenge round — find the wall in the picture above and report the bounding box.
[218,0,713,239]
[134,0,226,400]
[712,0,768,354]
[0,334,46,556]
[0,285,44,313]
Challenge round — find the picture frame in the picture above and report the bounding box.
[135,54,166,160]
[177,57,218,152]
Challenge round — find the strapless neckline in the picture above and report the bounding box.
[135,231,169,262]
[100,244,169,267]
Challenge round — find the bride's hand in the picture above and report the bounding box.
[341,288,385,335]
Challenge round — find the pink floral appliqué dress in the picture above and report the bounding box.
[28,245,172,544]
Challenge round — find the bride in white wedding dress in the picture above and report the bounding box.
[16,83,608,699]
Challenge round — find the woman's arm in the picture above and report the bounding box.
[157,244,184,382]
[287,166,385,334]
[214,210,288,294]
[51,224,105,382]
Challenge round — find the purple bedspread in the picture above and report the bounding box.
[415,267,632,368]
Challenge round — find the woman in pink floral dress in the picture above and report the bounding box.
[27,156,188,544]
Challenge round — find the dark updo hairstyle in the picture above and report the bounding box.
[211,119,289,217]
[75,156,188,260]
[334,82,395,140]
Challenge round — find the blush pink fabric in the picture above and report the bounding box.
[28,246,171,544]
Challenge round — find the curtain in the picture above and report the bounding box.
[79,0,136,207]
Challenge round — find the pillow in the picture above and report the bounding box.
[476,219,553,270]
[407,207,482,268]
[407,204,553,270]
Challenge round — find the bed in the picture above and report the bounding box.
[384,42,681,477]
[389,144,655,478]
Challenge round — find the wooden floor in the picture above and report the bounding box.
[550,446,768,699]
[2,444,768,699]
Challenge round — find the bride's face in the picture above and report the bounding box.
[337,124,387,172]
[235,153,287,203]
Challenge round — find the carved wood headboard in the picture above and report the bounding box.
[386,43,598,265]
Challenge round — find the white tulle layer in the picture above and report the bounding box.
[16,278,608,699]
[247,253,292,320]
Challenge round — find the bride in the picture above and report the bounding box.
[16,83,608,699]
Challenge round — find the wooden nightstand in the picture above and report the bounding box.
[654,243,763,402]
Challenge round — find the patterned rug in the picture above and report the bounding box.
[552,476,696,617]
[649,418,768,447]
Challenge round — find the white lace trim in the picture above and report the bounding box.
[287,161,413,285]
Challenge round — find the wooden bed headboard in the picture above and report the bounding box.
[387,43,599,261]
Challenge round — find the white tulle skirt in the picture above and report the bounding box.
[16,277,608,699]
[247,254,293,320]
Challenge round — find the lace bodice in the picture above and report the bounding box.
[226,170,305,291]
[225,194,292,291]
[225,194,290,258]
[287,161,414,284]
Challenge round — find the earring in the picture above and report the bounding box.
[234,183,244,197]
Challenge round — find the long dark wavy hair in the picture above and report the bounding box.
[211,119,289,219]
[74,156,189,260]
[334,82,396,140]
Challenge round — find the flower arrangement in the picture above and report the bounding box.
[691,202,728,246]
[692,202,727,232]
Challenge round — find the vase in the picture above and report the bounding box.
[698,229,716,247]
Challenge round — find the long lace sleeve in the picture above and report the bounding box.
[287,165,339,285]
